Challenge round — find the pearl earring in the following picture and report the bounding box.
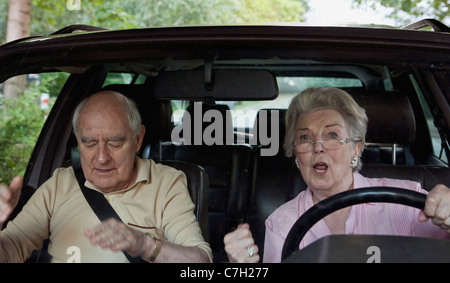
[295,158,300,169]
[351,155,358,168]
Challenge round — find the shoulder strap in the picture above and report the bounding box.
[73,168,122,223]
[72,156,146,263]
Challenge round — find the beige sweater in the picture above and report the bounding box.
[0,157,212,262]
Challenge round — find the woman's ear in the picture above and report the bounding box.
[353,141,363,157]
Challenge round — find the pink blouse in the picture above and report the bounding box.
[263,172,450,263]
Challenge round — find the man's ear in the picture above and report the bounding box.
[136,125,146,152]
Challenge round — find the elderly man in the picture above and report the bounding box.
[0,91,212,263]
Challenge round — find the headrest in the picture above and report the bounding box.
[101,84,174,142]
[253,108,286,145]
[181,102,233,145]
[345,88,416,145]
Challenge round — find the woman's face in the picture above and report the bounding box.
[293,109,361,197]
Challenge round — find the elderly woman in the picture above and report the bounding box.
[224,87,450,263]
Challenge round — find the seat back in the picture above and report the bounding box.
[248,108,306,261]
[252,108,287,157]
[157,101,254,262]
[179,101,234,146]
[166,144,253,262]
[361,164,450,191]
[158,160,210,242]
[345,88,417,165]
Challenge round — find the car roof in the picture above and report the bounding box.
[1,22,449,84]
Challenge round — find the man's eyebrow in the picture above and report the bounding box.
[106,136,126,142]
[80,136,126,143]
[80,137,97,143]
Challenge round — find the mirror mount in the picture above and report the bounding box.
[204,51,217,91]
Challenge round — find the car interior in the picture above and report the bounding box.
[3,23,449,262]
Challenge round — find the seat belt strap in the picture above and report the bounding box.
[73,166,146,263]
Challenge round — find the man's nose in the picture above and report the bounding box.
[95,143,111,163]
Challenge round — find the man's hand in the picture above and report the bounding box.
[419,184,450,232]
[0,176,23,224]
[84,218,150,258]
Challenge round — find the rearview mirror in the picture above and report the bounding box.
[154,68,278,100]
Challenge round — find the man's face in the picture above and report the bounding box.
[75,92,145,193]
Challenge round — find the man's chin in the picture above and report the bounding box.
[89,177,118,193]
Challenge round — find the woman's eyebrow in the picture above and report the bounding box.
[296,123,343,131]
[325,123,344,128]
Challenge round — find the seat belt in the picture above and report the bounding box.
[72,153,146,263]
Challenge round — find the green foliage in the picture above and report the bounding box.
[354,0,449,26]
[27,0,309,36]
[0,94,50,184]
[0,0,7,45]
[236,0,308,23]
[2,0,449,42]
[0,74,61,184]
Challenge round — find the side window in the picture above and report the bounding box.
[411,75,448,164]
[102,72,146,86]
[0,72,69,183]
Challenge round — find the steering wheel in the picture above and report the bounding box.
[281,186,427,261]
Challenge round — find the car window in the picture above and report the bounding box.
[171,76,363,128]
[411,75,448,164]
[102,72,146,86]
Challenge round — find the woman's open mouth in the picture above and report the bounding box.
[313,162,328,175]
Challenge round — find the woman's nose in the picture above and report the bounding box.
[313,140,325,153]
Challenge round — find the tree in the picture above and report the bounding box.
[0,0,7,45]
[0,89,53,183]
[29,0,308,35]
[3,0,31,101]
[353,0,449,26]
[1,0,309,42]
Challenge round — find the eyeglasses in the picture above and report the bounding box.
[292,136,361,153]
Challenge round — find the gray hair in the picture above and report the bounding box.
[72,91,142,137]
[283,87,367,172]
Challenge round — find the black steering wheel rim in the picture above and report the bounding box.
[281,186,427,261]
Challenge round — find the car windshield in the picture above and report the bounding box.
[1,20,450,264]
[172,76,363,128]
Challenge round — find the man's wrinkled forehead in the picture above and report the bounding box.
[78,97,131,136]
